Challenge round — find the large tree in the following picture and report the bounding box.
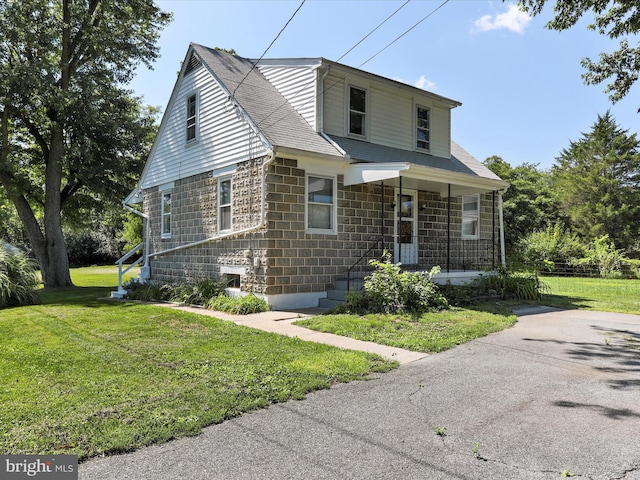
[0,1,170,287]
[551,111,640,253]
[519,0,640,108]
[484,155,561,252]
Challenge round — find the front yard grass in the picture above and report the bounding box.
[541,276,640,315]
[0,277,395,460]
[295,303,517,353]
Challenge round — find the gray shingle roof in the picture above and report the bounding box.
[191,44,343,158]
[329,135,502,181]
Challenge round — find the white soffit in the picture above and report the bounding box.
[343,162,410,186]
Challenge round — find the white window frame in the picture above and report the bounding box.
[306,174,337,235]
[461,194,480,239]
[218,176,232,233]
[161,190,172,239]
[347,85,367,138]
[415,105,431,152]
[186,91,199,143]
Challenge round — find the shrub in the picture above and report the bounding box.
[0,246,40,309]
[440,269,548,304]
[65,229,122,267]
[516,224,585,272]
[363,252,448,314]
[169,279,226,306]
[207,293,269,314]
[124,279,174,302]
[574,235,630,278]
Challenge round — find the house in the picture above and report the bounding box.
[113,43,509,309]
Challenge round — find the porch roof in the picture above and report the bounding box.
[333,135,508,196]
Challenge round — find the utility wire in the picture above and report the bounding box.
[258,0,450,132]
[231,0,306,98]
[357,0,450,69]
[255,0,412,128]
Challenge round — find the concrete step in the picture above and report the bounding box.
[318,297,345,310]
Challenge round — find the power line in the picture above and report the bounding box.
[231,0,306,99]
[357,0,450,69]
[255,0,412,128]
[257,0,451,132]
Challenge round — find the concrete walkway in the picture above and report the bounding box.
[152,303,429,365]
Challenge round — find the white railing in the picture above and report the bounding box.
[112,242,145,298]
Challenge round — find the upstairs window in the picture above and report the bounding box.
[161,191,172,238]
[307,175,335,233]
[218,177,232,232]
[186,93,198,142]
[348,86,366,137]
[462,194,480,239]
[416,106,430,151]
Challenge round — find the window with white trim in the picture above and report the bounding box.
[348,86,366,137]
[306,175,335,233]
[416,106,430,151]
[161,191,172,238]
[462,194,480,239]
[218,177,232,232]
[186,93,198,142]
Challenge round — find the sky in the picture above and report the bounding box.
[129,0,640,171]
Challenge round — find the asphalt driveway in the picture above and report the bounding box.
[80,308,640,479]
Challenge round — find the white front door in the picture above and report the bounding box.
[394,189,418,264]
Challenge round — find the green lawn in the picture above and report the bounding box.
[295,304,517,353]
[0,267,395,460]
[541,276,640,315]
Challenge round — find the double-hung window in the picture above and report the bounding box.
[348,86,366,137]
[307,175,335,233]
[416,106,430,151]
[461,194,480,239]
[186,93,198,142]
[161,191,172,238]
[218,177,232,232]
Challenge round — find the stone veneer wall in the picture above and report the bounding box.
[144,156,501,303]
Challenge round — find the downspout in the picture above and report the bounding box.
[148,150,276,259]
[498,189,507,267]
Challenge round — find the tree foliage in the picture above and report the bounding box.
[0,0,170,287]
[483,155,561,251]
[551,111,640,253]
[519,0,640,108]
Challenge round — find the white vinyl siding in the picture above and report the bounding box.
[257,64,317,129]
[140,65,269,190]
[321,70,452,157]
[370,87,412,150]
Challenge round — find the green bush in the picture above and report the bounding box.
[207,293,269,314]
[124,279,174,302]
[516,224,585,272]
[440,269,548,304]
[363,252,448,314]
[169,279,226,306]
[574,235,630,278]
[0,246,40,309]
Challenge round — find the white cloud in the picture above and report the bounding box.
[474,3,532,35]
[414,75,436,91]
[393,75,436,91]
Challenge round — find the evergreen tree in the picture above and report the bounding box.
[551,112,640,255]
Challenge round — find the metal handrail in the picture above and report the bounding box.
[346,236,385,291]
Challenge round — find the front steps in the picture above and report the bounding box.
[319,279,353,310]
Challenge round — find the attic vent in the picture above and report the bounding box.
[184,53,202,75]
